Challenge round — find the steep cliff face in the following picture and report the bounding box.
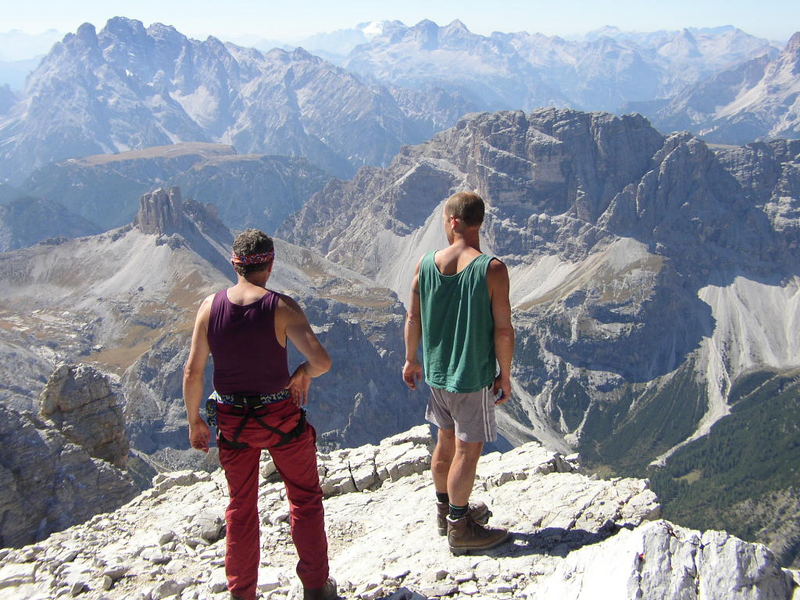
[134,187,187,236]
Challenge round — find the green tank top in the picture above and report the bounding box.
[419,251,496,393]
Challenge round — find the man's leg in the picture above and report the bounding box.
[447,438,484,506]
[444,388,509,554]
[431,427,455,495]
[429,390,491,535]
[219,443,262,600]
[268,423,329,591]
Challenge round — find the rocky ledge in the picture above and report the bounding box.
[0,426,797,600]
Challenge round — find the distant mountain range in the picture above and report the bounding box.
[340,21,777,113]
[0,18,795,186]
[634,32,800,144]
[0,18,455,183]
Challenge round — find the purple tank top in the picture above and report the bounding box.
[207,289,290,395]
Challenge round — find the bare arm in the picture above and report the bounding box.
[402,259,423,390]
[279,295,332,406]
[488,259,514,404]
[183,294,213,451]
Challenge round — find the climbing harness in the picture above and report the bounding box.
[206,390,306,450]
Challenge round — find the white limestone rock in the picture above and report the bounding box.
[528,521,796,600]
[0,562,36,589]
[0,427,795,600]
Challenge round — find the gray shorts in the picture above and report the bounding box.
[425,385,497,443]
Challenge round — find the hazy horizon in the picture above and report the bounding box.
[0,15,796,65]
[2,0,798,49]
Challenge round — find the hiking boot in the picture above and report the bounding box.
[436,501,491,536]
[447,514,510,556]
[303,577,337,600]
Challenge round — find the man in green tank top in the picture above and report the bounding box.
[403,191,515,555]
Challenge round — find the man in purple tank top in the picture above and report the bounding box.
[183,229,336,600]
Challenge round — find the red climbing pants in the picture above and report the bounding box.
[217,399,329,600]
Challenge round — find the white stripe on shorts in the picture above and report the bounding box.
[484,386,491,440]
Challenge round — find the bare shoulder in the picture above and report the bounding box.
[486,258,510,303]
[275,292,300,310]
[201,292,216,306]
[487,257,509,279]
[191,293,215,335]
[197,293,215,315]
[275,292,305,319]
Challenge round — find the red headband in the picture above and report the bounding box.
[231,250,275,265]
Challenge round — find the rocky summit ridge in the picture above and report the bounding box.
[0,426,797,600]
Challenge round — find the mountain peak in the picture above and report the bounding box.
[102,16,147,38]
[413,19,438,29]
[75,22,97,45]
[146,22,184,43]
[134,187,187,235]
[444,19,469,32]
[786,31,800,54]
[292,46,316,61]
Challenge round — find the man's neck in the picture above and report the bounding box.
[236,275,268,289]
[450,232,481,253]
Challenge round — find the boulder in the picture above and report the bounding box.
[39,363,129,468]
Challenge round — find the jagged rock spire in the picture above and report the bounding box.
[134,187,186,235]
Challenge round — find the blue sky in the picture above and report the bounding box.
[3,0,798,43]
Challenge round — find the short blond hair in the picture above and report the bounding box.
[445,191,484,227]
